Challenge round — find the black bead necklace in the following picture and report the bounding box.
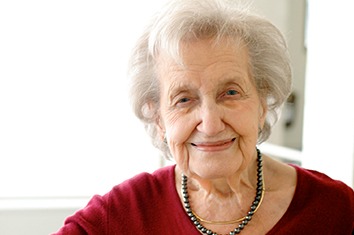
[181,148,265,235]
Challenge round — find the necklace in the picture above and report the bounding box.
[181,148,265,235]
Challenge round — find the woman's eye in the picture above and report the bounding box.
[178,98,190,103]
[226,90,238,96]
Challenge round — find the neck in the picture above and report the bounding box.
[177,148,265,234]
[176,152,259,197]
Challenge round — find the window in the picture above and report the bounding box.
[0,0,169,198]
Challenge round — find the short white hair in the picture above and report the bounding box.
[128,0,292,160]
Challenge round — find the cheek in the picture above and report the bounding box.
[225,104,259,135]
[164,112,197,167]
[164,111,197,145]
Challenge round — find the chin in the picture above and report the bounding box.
[188,160,242,179]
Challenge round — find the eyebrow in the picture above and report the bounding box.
[222,76,246,85]
[167,81,194,100]
[216,75,248,89]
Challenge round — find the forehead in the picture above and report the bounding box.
[157,37,251,88]
[158,36,248,66]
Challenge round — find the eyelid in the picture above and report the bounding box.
[173,92,195,106]
[226,90,239,95]
[219,87,242,100]
[225,85,240,93]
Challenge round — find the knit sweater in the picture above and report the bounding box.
[53,164,354,234]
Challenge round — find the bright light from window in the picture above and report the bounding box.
[0,0,169,197]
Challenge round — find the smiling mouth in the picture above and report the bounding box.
[191,138,236,151]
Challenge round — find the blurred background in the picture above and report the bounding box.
[0,0,353,234]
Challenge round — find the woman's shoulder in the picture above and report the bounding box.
[267,163,354,234]
[109,164,176,195]
[105,164,179,206]
[293,164,354,198]
[103,164,187,233]
[53,165,181,234]
[289,164,354,230]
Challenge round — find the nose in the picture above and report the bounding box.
[196,101,225,136]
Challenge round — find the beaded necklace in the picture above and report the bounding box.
[181,148,265,235]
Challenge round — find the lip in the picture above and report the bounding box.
[191,138,236,152]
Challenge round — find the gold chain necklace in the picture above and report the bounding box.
[191,175,265,225]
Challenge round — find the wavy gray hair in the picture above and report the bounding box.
[128,0,292,160]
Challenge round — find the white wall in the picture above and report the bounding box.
[0,208,78,235]
[253,0,307,150]
[302,0,354,187]
[0,0,171,199]
[0,0,169,234]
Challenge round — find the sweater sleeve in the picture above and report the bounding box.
[267,165,354,234]
[51,194,108,235]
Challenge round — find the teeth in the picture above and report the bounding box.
[192,139,235,147]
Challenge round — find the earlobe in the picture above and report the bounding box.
[155,115,166,142]
[258,124,263,135]
[259,100,268,128]
[156,124,165,142]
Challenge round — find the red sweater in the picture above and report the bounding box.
[53,165,354,234]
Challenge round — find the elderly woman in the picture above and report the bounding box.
[53,0,354,234]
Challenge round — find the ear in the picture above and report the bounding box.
[155,117,165,142]
[259,100,268,128]
[148,103,165,141]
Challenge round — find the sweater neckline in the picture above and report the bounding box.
[167,164,301,234]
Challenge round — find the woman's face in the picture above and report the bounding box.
[156,38,267,179]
